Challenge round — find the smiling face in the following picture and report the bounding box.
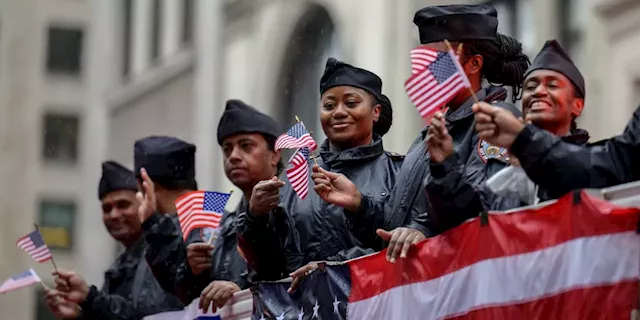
[522,69,584,136]
[101,189,141,245]
[221,133,280,191]
[320,86,381,150]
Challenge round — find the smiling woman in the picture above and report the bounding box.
[237,57,404,283]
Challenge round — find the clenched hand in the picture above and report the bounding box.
[199,280,241,313]
[249,177,285,216]
[187,242,214,275]
[426,111,454,163]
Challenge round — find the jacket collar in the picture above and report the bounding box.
[562,128,590,145]
[319,134,385,166]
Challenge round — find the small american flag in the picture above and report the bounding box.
[16,230,52,263]
[0,268,41,294]
[275,122,318,151]
[405,46,471,122]
[175,191,231,241]
[286,148,311,199]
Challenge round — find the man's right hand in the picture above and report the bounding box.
[53,270,90,303]
[426,111,454,163]
[473,102,525,149]
[249,177,285,216]
[136,168,157,222]
[187,242,214,275]
[311,165,361,212]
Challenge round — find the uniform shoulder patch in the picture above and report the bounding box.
[477,139,509,163]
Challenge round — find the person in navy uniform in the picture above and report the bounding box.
[237,58,403,285]
[311,4,530,262]
[424,39,593,232]
[44,161,183,319]
[473,98,640,196]
[165,100,283,313]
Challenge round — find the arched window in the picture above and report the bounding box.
[275,4,341,147]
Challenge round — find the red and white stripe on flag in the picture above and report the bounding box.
[0,268,41,294]
[405,46,471,124]
[286,150,310,199]
[346,191,640,319]
[175,191,229,241]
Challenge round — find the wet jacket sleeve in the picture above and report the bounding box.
[422,153,519,234]
[236,208,289,281]
[511,116,640,197]
[78,286,142,320]
[344,195,389,250]
[142,213,186,294]
[172,259,211,304]
[78,285,177,320]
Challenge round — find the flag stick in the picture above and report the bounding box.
[444,39,480,104]
[294,115,319,166]
[34,223,58,273]
[207,190,233,245]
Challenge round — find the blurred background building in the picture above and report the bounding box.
[1,0,639,318]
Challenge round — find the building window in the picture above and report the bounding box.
[42,112,80,164]
[38,200,76,251]
[559,0,587,62]
[46,26,83,75]
[484,0,517,37]
[182,0,193,45]
[150,0,162,61]
[122,0,133,77]
[35,288,58,320]
[276,4,340,150]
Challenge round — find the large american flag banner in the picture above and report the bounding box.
[175,191,232,241]
[252,190,640,319]
[16,230,52,263]
[275,122,318,152]
[0,268,41,294]
[286,148,311,199]
[405,46,471,123]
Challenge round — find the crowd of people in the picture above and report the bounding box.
[39,3,640,319]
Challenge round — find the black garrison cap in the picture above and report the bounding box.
[133,136,196,186]
[320,58,383,99]
[525,40,585,98]
[413,4,499,44]
[320,58,393,136]
[216,99,280,146]
[98,161,138,199]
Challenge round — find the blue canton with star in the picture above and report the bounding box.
[287,122,310,139]
[203,192,231,213]
[427,52,458,83]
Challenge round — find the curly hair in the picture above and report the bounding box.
[461,34,531,102]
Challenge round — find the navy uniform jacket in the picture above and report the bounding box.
[77,238,183,319]
[424,128,591,233]
[142,209,249,304]
[509,104,640,194]
[345,86,520,248]
[236,136,404,281]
